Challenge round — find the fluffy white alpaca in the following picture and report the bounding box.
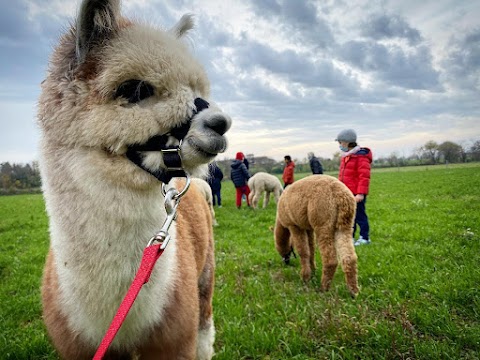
[38,0,231,358]
[191,178,218,226]
[248,172,283,209]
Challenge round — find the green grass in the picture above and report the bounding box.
[1,165,479,359]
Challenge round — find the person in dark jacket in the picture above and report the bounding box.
[336,129,373,246]
[207,162,224,207]
[230,152,251,208]
[308,152,323,174]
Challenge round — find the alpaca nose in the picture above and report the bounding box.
[205,114,229,136]
[193,97,230,136]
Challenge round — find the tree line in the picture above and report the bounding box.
[217,139,480,177]
[1,139,479,194]
[0,161,42,195]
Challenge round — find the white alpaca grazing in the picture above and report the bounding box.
[191,178,218,226]
[38,0,231,358]
[248,172,283,209]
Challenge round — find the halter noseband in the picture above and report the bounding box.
[126,97,209,183]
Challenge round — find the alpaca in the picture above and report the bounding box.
[274,175,359,297]
[38,1,231,359]
[247,172,283,209]
[191,178,218,226]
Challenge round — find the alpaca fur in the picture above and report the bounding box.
[38,1,231,358]
[274,175,359,297]
[191,178,218,226]
[247,172,283,209]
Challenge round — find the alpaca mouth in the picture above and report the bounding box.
[283,246,297,265]
[186,136,227,158]
[124,97,209,155]
[128,111,193,152]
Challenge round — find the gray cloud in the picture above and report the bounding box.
[0,1,66,95]
[233,40,350,88]
[0,0,479,163]
[441,28,480,91]
[338,40,441,90]
[361,13,423,45]
[247,0,334,49]
[0,2,33,42]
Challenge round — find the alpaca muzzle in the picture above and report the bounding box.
[283,246,297,265]
[126,97,210,183]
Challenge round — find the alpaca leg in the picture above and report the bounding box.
[211,208,218,226]
[248,191,254,207]
[290,226,312,281]
[209,202,218,226]
[307,230,316,272]
[252,191,261,209]
[316,230,338,292]
[336,230,359,297]
[196,243,216,360]
[263,192,270,208]
[273,189,281,204]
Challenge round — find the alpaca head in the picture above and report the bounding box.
[38,0,231,186]
[274,220,294,265]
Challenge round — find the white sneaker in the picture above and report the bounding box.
[354,237,371,246]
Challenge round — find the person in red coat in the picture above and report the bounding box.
[336,129,373,246]
[282,155,295,188]
[230,152,251,208]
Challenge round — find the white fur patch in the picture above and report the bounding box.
[196,318,215,360]
[43,149,179,350]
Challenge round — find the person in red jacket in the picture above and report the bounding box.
[336,129,373,246]
[282,155,295,188]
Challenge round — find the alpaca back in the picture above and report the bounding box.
[277,175,354,231]
[248,172,283,193]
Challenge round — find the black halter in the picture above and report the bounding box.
[126,98,209,184]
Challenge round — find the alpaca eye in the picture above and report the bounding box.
[114,80,155,103]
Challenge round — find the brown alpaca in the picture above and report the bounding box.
[38,0,231,358]
[274,175,359,297]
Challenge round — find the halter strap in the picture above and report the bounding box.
[126,97,209,183]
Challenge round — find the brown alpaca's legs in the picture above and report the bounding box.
[290,226,312,281]
[198,257,215,331]
[336,231,359,297]
[307,230,316,272]
[316,230,338,292]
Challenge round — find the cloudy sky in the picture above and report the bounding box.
[1,0,479,164]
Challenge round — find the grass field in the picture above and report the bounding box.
[0,164,479,359]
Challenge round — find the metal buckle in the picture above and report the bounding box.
[160,140,184,171]
[147,174,191,248]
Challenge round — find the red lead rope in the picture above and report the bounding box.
[93,244,164,359]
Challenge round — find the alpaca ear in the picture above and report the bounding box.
[76,0,121,64]
[169,14,194,38]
